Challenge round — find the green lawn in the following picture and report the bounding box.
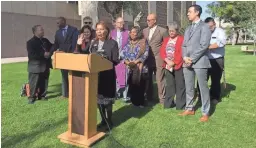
[2,45,256,148]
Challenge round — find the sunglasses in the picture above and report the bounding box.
[84,22,92,25]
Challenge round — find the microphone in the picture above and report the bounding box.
[89,39,95,54]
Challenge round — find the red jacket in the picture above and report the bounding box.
[160,35,184,70]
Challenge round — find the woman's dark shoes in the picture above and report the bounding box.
[28,98,36,104]
[97,121,107,129]
[105,121,113,131]
[164,103,176,109]
[38,96,48,101]
[97,120,114,131]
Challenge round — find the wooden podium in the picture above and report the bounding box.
[53,52,113,147]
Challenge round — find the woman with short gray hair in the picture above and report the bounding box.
[160,22,186,110]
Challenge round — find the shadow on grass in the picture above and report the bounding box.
[1,117,68,148]
[194,83,236,116]
[112,83,158,128]
[49,83,62,92]
[112,103,155,128]
[221,82,236,98]
[47,93,62,99]
[47,83,62,99]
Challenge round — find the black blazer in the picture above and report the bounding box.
[27,36,52,73]
[53,25,78,53]
[77,39,119,98]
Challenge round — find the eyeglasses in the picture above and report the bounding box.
[147,19,155,22]
[84,22,92,25]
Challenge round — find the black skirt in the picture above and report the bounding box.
[128,72,147,106]
[98,69,116,105]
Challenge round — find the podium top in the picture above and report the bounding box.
[53,52,113,73]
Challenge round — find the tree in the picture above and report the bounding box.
[79,1,99,28]
[173,8,190,35]
[206,1,233,28]
[102,2,144,27]
[206,1,252,45]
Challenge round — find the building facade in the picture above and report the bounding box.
[1,1,194,59]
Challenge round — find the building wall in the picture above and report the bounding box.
[1,1,193,58]
[1,1,81,58]
[156,1,167,28]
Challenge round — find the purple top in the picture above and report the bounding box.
[110,29,129,88]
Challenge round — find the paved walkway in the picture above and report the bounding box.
[1,57,28,64]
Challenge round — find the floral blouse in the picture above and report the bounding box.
[120,40,149,73]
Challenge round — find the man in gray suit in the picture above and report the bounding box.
[143,13,169,104]
[179,5,212,122]
[53,17,79,98]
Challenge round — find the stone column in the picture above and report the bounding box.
[148,1,156,14]
[167,1,174,24]
[78,1,98,29]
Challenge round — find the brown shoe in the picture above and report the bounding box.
[178,110,195,116]
[200,115,209,122]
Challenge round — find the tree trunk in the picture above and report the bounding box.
[254,39,256,56]
[79,1,98,29]
[238,29,244,44]
[219,18,222,28]
[232,29,239,46]
[244,32,247,43]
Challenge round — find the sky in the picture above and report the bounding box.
[196,1,214,20]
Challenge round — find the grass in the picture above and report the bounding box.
[2,45,256,148]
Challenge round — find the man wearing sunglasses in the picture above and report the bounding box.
[83,16,96,38]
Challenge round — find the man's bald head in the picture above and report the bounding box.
[116,17,124,23]
[148,13,157,20]
[147,13,157,28]
[115,17,125,30]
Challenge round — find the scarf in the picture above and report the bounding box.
[130,39,146,85]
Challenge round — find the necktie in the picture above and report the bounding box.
[62,29,67,37]
[190,23,196,35]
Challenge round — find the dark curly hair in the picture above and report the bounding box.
[129,26,144,41]
[80,25,93,40]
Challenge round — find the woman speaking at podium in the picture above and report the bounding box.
[76,21,119,130]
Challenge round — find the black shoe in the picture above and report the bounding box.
[41,97,48,101]
[38,96,48,101]
[28,99,35,104]
[97,121,107,129]
[105,121,113,130]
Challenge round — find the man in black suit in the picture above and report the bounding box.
[53,17,79,98]
[27,25,52,104]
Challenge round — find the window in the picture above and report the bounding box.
[67,1,78,4]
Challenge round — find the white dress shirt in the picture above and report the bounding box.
[207,27,227,59]
[116,29,122,49]
[148,25,157,41]
[62,25,68,37]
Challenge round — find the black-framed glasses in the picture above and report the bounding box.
[84,22,92,25]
